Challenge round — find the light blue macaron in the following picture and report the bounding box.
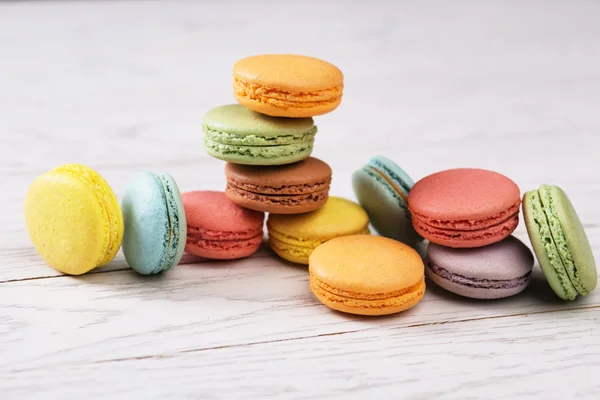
[121,171,187,275]
[352,156,421,247]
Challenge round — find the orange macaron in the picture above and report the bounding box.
[309,235,426,316]
[232,54,344,118]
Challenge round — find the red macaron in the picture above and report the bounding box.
[182,191,265,259]
[408,168,520,248]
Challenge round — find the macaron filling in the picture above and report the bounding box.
[233,78,343,108]
[153,173,184,273]
[53,164,121,266]
[426,260,531,290]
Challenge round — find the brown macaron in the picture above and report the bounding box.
[225,157,332,214]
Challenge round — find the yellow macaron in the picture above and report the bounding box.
[232,54,344,118]
[267,196,369,264]
[24,164,124,275]
[309,235,426,316]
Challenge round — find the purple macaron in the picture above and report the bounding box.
[425,235,534,299]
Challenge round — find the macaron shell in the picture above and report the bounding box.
[408,168,521,226]
[523,189,578,300]
[25,168,115,275]
[267,196,369,242]
[56,164,124,267]
[310,235,424,294]
[225,157,331,189]
[233,54,343,92]
[122,172,173,275]
[183,191,264,233]
[203,104,315,137]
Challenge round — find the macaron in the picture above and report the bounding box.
[523,184,597,300]
[182,191,265,260]
[232,54,343,118]
[426,236,534,299]
[203,104,317,165]
[267,196,369,264]
[121,171,187,275]
[408,168,521,248]
[24,164,124,275]
[309,235,426,316]
[225,157,332,214]
[352,155,421,246]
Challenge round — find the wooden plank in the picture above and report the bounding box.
[3,308,599,399]
[1,228,599,372]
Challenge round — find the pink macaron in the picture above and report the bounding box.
[408,168,521,248]
[182,190,265,260]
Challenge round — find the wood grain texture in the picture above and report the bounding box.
[3,309,600,399]
[1,0,600,398]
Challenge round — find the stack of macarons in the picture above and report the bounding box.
[201,54,373,265]
[406,168,535,299]
[400,168,596,302]
[22,53,597,321]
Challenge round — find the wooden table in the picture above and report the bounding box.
[2,1,599,398]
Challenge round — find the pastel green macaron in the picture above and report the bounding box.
[523,184,597,300]
[202,104,317,165]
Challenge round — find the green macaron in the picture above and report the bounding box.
[523,184,597,300]
[202,104,317,165]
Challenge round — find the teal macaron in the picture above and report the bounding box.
[121,171,187,275]
[351,155,421,247]
[523,184,597,300]
[202,104,317,165]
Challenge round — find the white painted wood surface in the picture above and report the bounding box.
[1,1,599,398]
